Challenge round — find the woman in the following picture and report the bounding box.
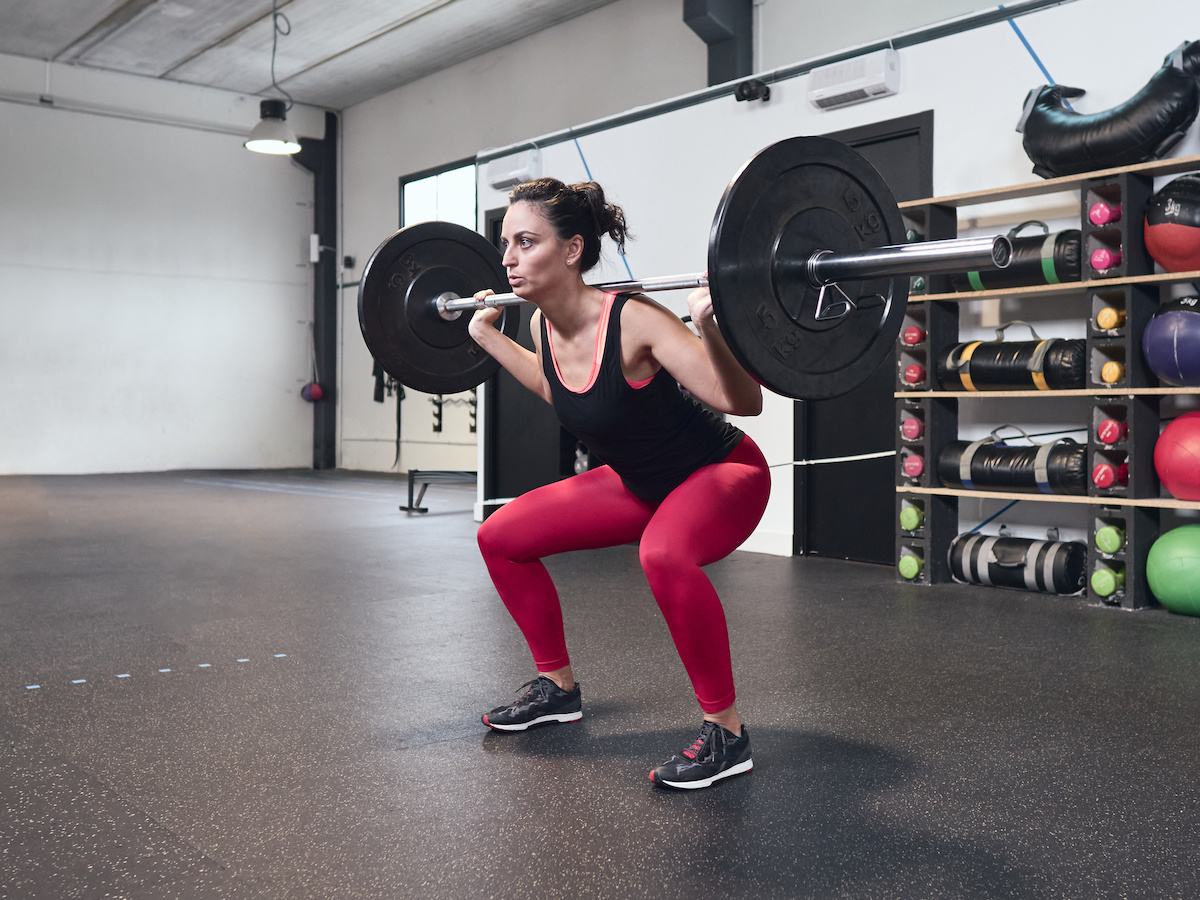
[468,178,771,790]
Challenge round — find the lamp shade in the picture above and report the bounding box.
[245,99,300,154]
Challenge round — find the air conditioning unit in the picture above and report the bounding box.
[485,148,542,190]
[807,49,900,111]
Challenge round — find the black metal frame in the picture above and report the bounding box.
[294,111,339,470]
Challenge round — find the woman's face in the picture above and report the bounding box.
[500,201,581,300]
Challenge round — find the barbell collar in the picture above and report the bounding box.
[805,235,1012,287]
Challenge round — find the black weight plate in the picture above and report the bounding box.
[358,222,515,394]
[708,136,908,400]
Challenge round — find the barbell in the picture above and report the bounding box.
[358,136,1012,400]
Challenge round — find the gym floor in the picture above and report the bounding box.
[2,470,1198,900]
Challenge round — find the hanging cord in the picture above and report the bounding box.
[569,129,636,281]
[270,0,295,110]
[307,321,320,385]
[999,3,1072,110]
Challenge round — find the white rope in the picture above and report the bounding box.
[771,450,896,468]
[482,450,898,507]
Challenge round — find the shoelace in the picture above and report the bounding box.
[682,722,718,760]
[506,677,550,710]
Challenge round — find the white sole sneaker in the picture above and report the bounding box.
[482,710,583,732]
[654,757,753,789]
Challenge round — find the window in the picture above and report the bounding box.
[400,160,477,229]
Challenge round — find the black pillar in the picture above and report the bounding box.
[683,0,753,86]
[294,112,338,470]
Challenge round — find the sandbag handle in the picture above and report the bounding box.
[1006,220,1049,239]
[993,320,1042,341]
[986,423,1078,448]
[1166,40,1189,70]
[1015,87,1043,134]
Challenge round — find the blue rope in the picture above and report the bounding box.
[1000,4,1072,110]
[570,131,636,280]
[571,134,594,180]
[968,499,1023,534]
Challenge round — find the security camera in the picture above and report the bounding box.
[735,79,770,102]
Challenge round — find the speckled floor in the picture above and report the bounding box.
[2,470,1199,900]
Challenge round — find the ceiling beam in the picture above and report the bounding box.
[53,0,161,62]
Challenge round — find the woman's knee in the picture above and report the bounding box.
[477,514,517,562]
[639,537,692,583]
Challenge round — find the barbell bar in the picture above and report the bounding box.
[434,235,1011,319]
[358,135,1013,400]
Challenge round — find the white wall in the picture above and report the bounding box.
[0,55,327,474]
[338,0,707,474]
[755,0,1003,72]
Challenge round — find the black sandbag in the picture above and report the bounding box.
[950,223,1080,291]
[937,438,1088,495]
[937,337,1085,391]
[1016,41,1200,179]
[948,533,1087,594]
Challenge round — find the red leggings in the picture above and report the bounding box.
[476,436,771,713]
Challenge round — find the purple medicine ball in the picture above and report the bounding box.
[1143,296,1200,386]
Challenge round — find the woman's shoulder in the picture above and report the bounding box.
[618,292,677,326]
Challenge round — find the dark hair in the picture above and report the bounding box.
[508,178,629,273]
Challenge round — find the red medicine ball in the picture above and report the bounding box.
[1145,174,1200,273]
[1155,411,1200,501]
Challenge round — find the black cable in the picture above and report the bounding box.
[270,0,294,111]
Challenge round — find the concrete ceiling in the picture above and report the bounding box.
[0,0,621,109]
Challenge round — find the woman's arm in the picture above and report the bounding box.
[625,288,763,417]
[467,295,553,404]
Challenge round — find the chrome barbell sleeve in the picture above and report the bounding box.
[434,236,1011,321]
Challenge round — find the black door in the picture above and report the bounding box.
[795,112,934,563]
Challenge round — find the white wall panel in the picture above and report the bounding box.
[0,94,316,474]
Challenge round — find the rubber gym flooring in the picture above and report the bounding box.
[2,469,1198,900]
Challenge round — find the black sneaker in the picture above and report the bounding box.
[482,676,582,731]
[649,721,753,789]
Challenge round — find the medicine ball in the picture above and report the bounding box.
[1143,296,1200,386]
[1154,410,1200,501]
[1146,525,1200,616]
[1145,174,1200,272]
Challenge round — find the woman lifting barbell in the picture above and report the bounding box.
[468,177,771,790]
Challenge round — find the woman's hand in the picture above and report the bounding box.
[467,290,503,343]
[686,282,715,328]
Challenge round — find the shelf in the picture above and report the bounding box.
[910,269,1200,304]
[897,388,1199,398]
[895,160,1198,607]
[899,153,1200,209]
[897,485,1200,510]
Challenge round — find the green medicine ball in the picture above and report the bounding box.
[1147,525,1200,616]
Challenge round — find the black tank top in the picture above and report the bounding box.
[540,292,743,502]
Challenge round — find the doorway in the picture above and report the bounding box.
[794,112,934,563]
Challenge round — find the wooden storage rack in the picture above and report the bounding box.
[893,153,1200,609]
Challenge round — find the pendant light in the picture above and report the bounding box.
[245,99,300,154]
[244,0,300,155]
